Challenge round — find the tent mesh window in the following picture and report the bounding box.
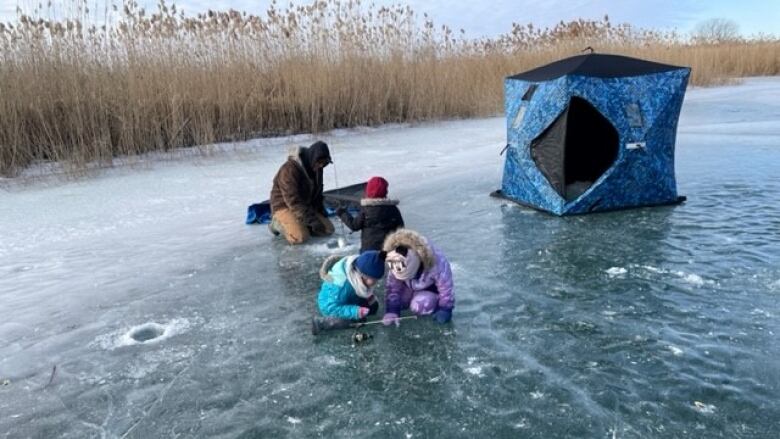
[531,96,619,201]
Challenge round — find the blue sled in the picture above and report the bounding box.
[246,182,367,225]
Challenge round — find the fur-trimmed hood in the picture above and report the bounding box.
[285,146,316,191]
[319,254,343,282]
[319,254,362,282]
[287,146,303,160]
[289,141,331,172]
[360,198,399,207]
[382,228,434,270]
[287,146,307,171]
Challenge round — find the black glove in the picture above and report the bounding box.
[306,212,323,230]
[310,221,327,235]
[308,215,328,236]
[367,299,379,316]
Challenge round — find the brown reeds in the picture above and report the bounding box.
[1,1,778,176]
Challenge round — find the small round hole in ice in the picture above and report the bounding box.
[129,323,166,343]
[94,318,192,350]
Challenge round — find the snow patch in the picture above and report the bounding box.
[464,366,484,377]
[606,267,627,277]
[750,308,772,318]
[677,272,706,287]
[639,265,710,287]
[463,357,487,377]
[318,355,346,366]
[286,416,302,425]
[304,240,359,255]
[513,419,529,429]
[692,401,716,414]
[667,345,684,356]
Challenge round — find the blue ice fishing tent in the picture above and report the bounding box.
[494,53,690,215]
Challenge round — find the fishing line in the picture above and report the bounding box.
[331,160,348,248]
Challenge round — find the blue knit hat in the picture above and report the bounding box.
[354,250,387,279]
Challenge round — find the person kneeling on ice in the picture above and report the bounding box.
[269,141,335,245]
[335,176,405,252]
[382,229,454,326]
[314,250,387,332]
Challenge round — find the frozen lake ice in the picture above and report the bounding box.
[2,78,780,438]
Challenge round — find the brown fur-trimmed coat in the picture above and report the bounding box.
[270,147,326,226]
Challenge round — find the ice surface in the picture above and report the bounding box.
[2,78,780,437]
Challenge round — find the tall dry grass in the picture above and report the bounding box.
[1,0,778,176]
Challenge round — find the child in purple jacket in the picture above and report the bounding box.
[381,229,454,325]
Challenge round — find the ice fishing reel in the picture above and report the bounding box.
[352,332,372,344]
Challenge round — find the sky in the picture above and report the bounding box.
[2,0,778,37]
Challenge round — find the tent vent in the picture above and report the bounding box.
[521,84,538,101]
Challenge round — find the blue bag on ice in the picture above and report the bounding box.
[246,202,272,225]
[246,181,367,225]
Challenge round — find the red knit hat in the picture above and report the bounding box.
[365,176,388,199]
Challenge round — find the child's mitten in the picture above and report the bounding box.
[382,312,400,327]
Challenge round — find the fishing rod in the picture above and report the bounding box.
[312,315,419,336]
[351,315,419,343]
[352,315,418,327]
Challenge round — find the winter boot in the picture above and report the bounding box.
[268,216,281,237]
[311,316,353,335]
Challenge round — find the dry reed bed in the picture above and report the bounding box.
[1,0,778,176]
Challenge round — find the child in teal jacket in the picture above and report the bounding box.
[313,250,386,334]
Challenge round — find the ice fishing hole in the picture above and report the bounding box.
[129,323,165,343]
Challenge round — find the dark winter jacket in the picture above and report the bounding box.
[269,144,330,227]
[338,198,404,252]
